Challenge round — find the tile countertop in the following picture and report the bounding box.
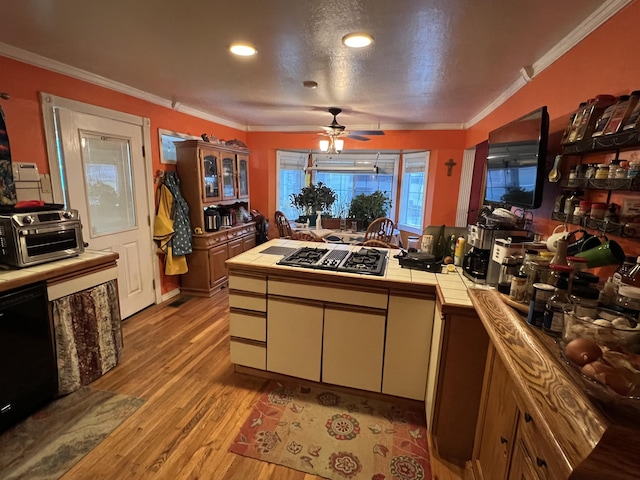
[226,239,488,308]
[0,250,119,293]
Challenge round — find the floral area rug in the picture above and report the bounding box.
[229,380,431,480]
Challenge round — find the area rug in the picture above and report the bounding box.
[0,386,145,480]
[230,380,431,480]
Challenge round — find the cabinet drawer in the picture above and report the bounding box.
[230,309,266,341]
[229,291,266,312]
[229,274,266,294]
[230,339,266,370]
[269,279,387,309]
[517,409,569,479]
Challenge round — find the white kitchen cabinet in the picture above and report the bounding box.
[383,293,434,400]
[322,306,386,392]
[267,297,323,381]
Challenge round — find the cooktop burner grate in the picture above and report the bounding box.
[338,248,387,276]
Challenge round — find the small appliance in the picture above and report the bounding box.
[463,224,530,284]
[204,206,221,232]
[0,208,84,267]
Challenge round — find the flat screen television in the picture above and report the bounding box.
[484,106,549,210]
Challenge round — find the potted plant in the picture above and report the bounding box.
[348,190,392,228]
[290,182,337,226]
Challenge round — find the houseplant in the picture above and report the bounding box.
[290,182,337,226]
[348,191,392,228]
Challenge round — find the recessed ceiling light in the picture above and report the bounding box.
[342,33,373,48]
[230,44,257,56]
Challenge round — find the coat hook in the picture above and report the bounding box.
[0,93,9,100]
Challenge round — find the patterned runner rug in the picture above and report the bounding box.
[0,386,145,480]
[230,380,432,480]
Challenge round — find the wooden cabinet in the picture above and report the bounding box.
[180,224,256,297]
[472,345,566,480]
[267,297,323,381]
[425,300,489,466]
[323,305,386,392]
[383,293,435,400]
[473,345,519,480]
[175,139,251,232]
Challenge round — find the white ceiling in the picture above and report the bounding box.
[0,0,628,133]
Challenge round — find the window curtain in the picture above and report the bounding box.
[52,279,122,396]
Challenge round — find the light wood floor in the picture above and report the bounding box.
[62,292,464,479]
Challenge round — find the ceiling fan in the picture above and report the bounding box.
[321,107,385,141]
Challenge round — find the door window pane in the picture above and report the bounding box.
[81,133,136,236]
[398,152,430,232]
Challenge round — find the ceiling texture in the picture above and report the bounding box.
[0,0,630,133]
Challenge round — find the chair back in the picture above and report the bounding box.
[364,217,395,243]
[274,211,293,238]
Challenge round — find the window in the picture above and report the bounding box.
[398,151,429,234]
[276,152,398,221]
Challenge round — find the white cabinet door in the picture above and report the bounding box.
[267,298,323,381]
[425,302,444,429]
[383,295,435,400]
[322,306,386,392]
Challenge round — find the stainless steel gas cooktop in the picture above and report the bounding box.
[277,247,387,276]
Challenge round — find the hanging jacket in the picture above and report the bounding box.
[153,172,192,275]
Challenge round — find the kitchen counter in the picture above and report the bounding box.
[226,238,474,307]
[469,287,640,479]
[0,250,119,293]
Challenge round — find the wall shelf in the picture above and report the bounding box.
[561,130,640,155]
[550,211,640,237]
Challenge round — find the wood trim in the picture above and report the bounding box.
[388,288,436,301]
[228,289,265,300]
[267,294,322,308]
[267,273,389,295]
[323,302,387,315]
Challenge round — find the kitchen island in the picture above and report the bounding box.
[227,239,640,478]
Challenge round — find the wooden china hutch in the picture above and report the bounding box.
[175,140,255,297]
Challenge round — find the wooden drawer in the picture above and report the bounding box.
[516,409,569,479]
[229,291,266,312]
[230,339,266,370]
[230,309,266,341]
[268,279,387,309]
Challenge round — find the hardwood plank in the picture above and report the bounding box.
[58,291,462,480]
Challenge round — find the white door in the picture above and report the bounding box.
[56,109,155,319]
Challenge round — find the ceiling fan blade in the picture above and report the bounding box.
[349,130,385,136]
[345,134,371,141]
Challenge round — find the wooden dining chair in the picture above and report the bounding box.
[364,217,395,243]
[362,239,400,249]
[274,211,293,238]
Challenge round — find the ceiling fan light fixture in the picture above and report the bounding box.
[229,44,257,56]
[319,140,329,152]
[342,33,373,48]
[334,139,344,152]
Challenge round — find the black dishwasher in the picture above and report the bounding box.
[0,282,57,432]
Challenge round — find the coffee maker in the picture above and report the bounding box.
[463,224,530,284]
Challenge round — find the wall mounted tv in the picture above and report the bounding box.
[484,106,549,209]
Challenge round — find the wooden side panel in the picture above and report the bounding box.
[382,295,434,400]
[425,301,444,427]
[322,307,386,392]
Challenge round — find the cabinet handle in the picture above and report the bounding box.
[524,412,533,423]
[500,436,508,444]
[536,457,547,468]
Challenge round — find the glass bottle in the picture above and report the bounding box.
[543,277,570,337]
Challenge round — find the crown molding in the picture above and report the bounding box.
[0,41,246,131]
[465,0,633,128]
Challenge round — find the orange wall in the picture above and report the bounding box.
[0,55,246,294]
[245,130,467,238]
[466,1,640,272]
[2,1,640,293]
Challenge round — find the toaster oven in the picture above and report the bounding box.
[0,209,85,267]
